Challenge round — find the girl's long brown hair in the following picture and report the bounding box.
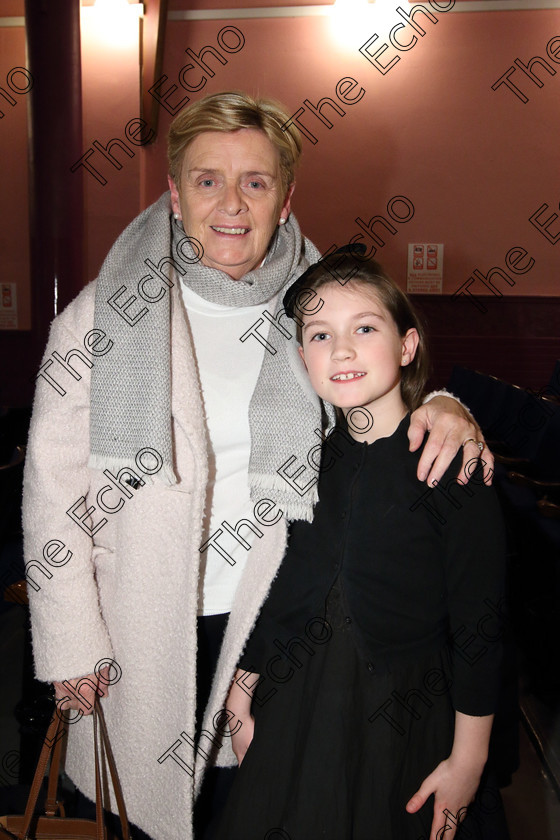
[290,253,430,411]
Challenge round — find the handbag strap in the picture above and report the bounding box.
[93,705,105,840]
[44,717,65,816]
[94,703,130,840]
[18,700,130,840]
[18,712,62,837]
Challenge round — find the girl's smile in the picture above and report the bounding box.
[298,282,419,443]
[331,371,366,382]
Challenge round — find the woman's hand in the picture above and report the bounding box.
[405,755,483,840]
[409,396,493,486]
[231,714,255,766]
[53,666,110,715]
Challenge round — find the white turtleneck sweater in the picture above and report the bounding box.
[180,282,280,616]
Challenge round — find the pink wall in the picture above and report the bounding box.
[0,0,558,349]
[80,3,143,282]
[0,17,30,329]
[88,3,560,299]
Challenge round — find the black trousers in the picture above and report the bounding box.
[193,612,237,840]
[75,613,236,840]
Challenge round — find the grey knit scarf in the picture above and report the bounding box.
[89,192,330,521]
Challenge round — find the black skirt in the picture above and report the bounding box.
[214,583,508,840]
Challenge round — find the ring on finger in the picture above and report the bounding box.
[462,438,484,452]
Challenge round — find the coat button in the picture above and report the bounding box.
[367,662,375,674]
[344,616,352,625]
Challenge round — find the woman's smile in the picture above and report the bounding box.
[168,128,293,280]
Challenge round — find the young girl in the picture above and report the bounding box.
[214,249,507,840]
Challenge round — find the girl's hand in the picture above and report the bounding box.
[405,755,484,840]
[226,669,258,765]
[231,714,255,766]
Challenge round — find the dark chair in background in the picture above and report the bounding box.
[446,364,560,797]
[0,406,54,791]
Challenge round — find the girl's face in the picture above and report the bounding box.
[298,282,419,428]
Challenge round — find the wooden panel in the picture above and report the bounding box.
[4,295,559,407]
[411,295,560,392]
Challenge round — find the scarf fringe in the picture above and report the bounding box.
[89,193,323,523]
[249,472,319,523]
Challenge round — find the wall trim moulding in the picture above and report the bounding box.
[1,2,559,27]
[168,1,560,22]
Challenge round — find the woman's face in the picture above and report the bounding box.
[168,128,294,280]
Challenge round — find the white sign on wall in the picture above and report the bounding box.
[0,283,18,329]
[407,244,444,294]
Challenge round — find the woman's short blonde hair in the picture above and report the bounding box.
[167,91,302,192]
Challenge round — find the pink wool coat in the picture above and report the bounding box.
[23,278,288,840]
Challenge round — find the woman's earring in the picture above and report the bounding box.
[278,217,286,225]
[173,212,181,221]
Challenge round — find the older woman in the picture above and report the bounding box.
[23,92,489,840]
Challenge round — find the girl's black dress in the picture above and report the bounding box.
[214,416,508,840]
